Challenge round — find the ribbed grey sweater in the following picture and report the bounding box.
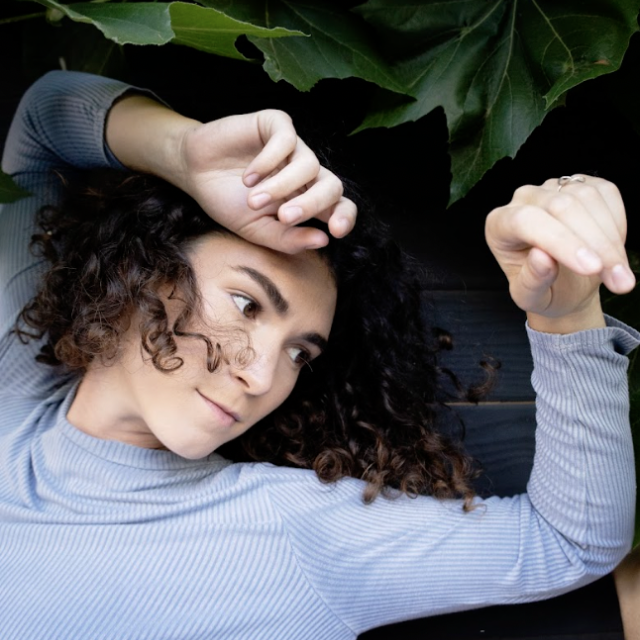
[0,70,638,640]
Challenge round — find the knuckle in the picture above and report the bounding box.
[343,198,357,219]
[570,183,598,200]
[328,173,344,197]
[512,184,537,202]
[484,205,509,233]
[510,204,539,226]
[280,129,299,150]
[547,193,573,214]
[307,154,321,175]
[264,108,293,125]
[598,179,622,200]
[542,177,560,190]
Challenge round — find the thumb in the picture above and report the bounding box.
[509,248,559,312]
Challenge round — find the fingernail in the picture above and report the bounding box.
[305,237,329,251]
[244,173,260,187]
[576,247,602,272]
[250,192,271,208]
[281,206,303,224]
[612,264,636,290]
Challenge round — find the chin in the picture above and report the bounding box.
[163,438,220,460]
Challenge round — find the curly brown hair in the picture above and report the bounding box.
[16,169,494,507]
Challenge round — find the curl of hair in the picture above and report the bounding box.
[17,169,497,509]
[16,171,223,372]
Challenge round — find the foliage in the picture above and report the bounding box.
[1,0,640,205]
[0,170,30,203]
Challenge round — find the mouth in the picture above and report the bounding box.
[196,390,240,426]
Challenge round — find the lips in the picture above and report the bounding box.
[197,390,240,427]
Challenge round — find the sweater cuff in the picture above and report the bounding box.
[526,314,640,357]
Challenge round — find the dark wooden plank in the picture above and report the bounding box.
[453,403,536,498]
[429,290,534,402]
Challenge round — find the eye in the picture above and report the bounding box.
[232,294,259,318]
[286,346,312,369]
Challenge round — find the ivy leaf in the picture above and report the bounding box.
[23,1,304,58]
[197,0,408,93]
[170,3,305,60]
[354,0,640,204]
[0,170,31,204]
[30,0,175,45]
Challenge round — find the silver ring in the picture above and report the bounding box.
[557,175,586,191]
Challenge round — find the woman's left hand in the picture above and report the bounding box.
[485,175,636,333]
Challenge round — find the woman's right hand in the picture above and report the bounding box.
[175,109,356,254]
[106,96,357,254]
[484,175,636,333]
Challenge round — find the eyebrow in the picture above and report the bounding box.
[301,332,328,353]
[233,265,329,352]
[234,266,289,314]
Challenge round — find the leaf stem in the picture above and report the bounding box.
[0,11,46,26]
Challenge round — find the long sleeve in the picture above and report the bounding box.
[264,318,639,634]
[0,70,152,341]
[0,71,158,403]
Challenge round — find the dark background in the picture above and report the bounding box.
[2,15,639,639]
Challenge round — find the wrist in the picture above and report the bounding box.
[152,116,201,193]
[527,298,605,334]
[106,95,201,189]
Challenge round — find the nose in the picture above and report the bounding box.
[231,343,278,397]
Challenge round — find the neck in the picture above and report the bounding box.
[67,365,164,450]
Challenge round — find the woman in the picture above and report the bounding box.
[1,70,638,639]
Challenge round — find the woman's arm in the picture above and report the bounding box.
[1,70,356,333]
[262,176,640,632]
[0,70,356,401]
[1,71,139,344]
[105,95,356,253]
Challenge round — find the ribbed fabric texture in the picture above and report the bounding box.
[0,70,639,640]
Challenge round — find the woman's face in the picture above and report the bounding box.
[71,233,337,458]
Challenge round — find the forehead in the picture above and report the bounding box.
[188,233,337,313]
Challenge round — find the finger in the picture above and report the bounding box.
[327,197,358,238]
[546,192,627,269]
[588,178,627,236]
[509,247,558,313]
[276,168,345,224]
[235,216,330,254]
[538,175,627,241]
[243,110,299,187]
[498,189,635,292]
[247,141,321,212]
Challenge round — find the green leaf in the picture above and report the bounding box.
[23,1,305,60]
[198,0,408,93]
[170,3,305,61]
[0,170,31,204]
[354,0,640,204]
[27,0,174,45]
